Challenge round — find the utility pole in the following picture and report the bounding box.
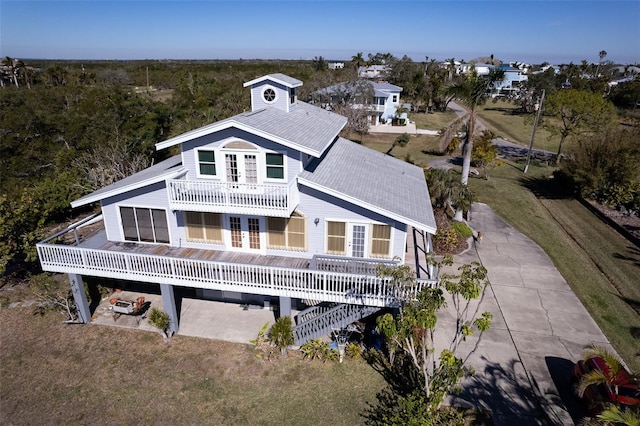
[524,89,545,173]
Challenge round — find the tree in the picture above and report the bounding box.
[440,69,504,219]
[596,50,607,77]
[386,132,410,156]
[351,52,365,70]
[2,56,19,87]
[374,258,492,418]
[471,130,500,180]
[543,89,617,165]
[312,56,327,71]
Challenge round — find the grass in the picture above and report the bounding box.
[0,308,386,424]
[409,110,458,132]
[468,161,640,371]
[358,132,442,169]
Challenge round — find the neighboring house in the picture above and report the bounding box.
[492,67,528,96]
[328,62,345,70]
[358,65,388,79]
[37,73,436,344]
[314,80,403,126]
[457,62,493,76]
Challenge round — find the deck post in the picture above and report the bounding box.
[278,296,292,318]
[160,283,179,333]
[68,273,91,323]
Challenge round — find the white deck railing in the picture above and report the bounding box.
[167,179,298,217]
[36,244,435,308]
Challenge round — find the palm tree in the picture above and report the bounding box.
[442,70,504,181]
[596,50,607,77]
[577,345,638,404]
[440,69,503,220]
[351,52,364,71]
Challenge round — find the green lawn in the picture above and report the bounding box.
[468,162,640,371]
[409,110,458,132]
[477,100,560,153]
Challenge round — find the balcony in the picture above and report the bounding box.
[167,179,298,217]
[36,215,436,309]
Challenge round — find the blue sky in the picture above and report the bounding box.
[1,0,638,64]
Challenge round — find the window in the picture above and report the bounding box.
[392,95,398,103]
[198,150,216,176]
[326,221,346,255]
[263,87,277,102]
[120,207,169,244]
[267,212,306,251]
[289,88,296,104]
[266,153,284,179]
[185,212,222,244]
[370,224,391,258]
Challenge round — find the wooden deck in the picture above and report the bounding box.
[92,232,311,270]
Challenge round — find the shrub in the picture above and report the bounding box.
[300,339,330,360]
[346,342,363,359]
[148,307,170,336]
[268,316,294,356]
[451,222,473,238]
[433,227,458,254]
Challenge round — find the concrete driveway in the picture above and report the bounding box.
[442,202,612,425]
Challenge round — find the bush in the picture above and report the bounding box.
[451,222,473,238]
[268,316,294,356]
[299,339,339,362]
[346,342,363,359]
[148,307,170,335]
[433,227,459,254]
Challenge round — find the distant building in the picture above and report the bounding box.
[314,80,403,126]
[328,62,345,70]
[358,65,388,79]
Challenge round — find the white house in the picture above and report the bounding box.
[314,80,403,126]
[328,62,345,70]
[358,65,389,79]
[37,74,436,344]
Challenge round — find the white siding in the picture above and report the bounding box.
[180,128,302,183]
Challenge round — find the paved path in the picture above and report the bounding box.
[442,203,612,425]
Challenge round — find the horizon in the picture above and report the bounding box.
[1,1,639,66]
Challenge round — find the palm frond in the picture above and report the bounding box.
[577,369,608,397]
[597,403,640,426]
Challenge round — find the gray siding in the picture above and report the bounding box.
[265,185,407,262]
[101,182,178,244]
[250,80,290,112]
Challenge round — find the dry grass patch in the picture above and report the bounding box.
[0,308,385,425]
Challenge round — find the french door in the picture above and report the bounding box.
[225,153,258,185]
[348,224,367,258]
[228,215,262,252]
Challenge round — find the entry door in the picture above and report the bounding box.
[225,153,258,185]
[229,216,262,252]
[348,224,367,258]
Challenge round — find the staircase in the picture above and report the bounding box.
[292,302,381,345]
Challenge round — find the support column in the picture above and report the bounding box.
[160,283,179,334]
[278,296,292,318]
[68,273,91,323]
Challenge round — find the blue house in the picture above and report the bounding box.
[37,74,436,343]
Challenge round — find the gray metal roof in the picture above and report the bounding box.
[71,156,184,208]
[243,73,303,88]
[298,138,436,233]
[232,102,346,155]
[156,102,346,157]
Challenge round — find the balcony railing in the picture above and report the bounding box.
[167,179,298,217]
[37,244,435,308]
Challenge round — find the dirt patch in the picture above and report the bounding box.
[585,199,640,242]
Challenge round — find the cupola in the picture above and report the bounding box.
[243,73,302,113]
